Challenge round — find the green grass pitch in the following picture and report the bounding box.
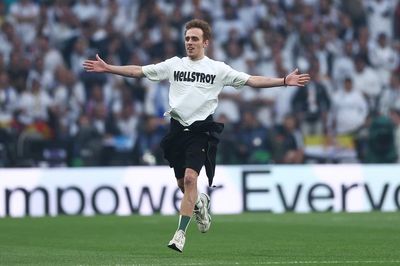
[1,212,400,265]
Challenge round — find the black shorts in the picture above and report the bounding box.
[172,131,209,179]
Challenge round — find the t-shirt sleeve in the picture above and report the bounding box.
[220,62,250,88]
[142,57,177,81]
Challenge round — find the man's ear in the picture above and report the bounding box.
[203,40,209,48]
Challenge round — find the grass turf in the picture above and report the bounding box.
[0,212,400,265]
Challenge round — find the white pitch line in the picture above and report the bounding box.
[253,261,400,265]
[123,260,400,266]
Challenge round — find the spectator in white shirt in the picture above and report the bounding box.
[364,0,395,40]
[0,22,15,65]
[352,55,382,110]
[69,37,91,76]
[332,77,369,135]
[27,56,55,93]
[0,71,18,127]
[369,33,399,86]
[379,73,400,116]
[18,76,53,125]
[8,0,39,45]
[213,2,246,44]
[72,0,99,22]
[332,41,355,88]
[36,35,65,75]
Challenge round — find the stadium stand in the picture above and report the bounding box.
[0,0,399,167]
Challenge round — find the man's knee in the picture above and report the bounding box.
[183,169,198,188]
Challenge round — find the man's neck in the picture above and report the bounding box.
[188,55,205,61]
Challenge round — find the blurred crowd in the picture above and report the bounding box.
[0,0,399,167]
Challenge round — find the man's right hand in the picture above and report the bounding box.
[83,54,109,72]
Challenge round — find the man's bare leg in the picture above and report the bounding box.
[180,168,198,216]
[168,168,199,252]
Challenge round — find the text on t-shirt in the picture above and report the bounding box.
[173,71,216,84]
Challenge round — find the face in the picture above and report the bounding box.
[355,59,364,72]
[344,79,352,92]
[185,28,208,60]
[284,116,296,131]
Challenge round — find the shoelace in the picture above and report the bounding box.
[176,231,185,242]
[194,206,207,225]
[194,209,202,224]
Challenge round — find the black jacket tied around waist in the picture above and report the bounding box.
[160,115,224,187]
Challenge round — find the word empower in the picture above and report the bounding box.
[173,71,216,84]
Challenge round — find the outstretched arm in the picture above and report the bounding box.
[83,54,144,78]
[246,68,310,88]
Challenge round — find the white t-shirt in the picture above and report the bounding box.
[142,56,250,126]
[333,89,368,134]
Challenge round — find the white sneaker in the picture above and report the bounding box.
[193,193,211,233]
[167,230,185,253]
